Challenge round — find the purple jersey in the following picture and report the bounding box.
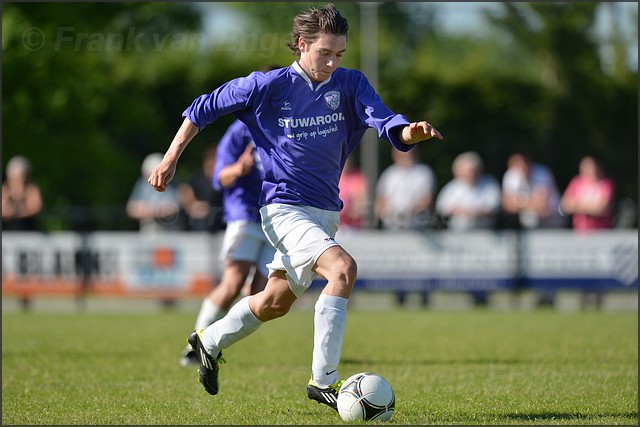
[184,61,414,211]
[213,119,263,223]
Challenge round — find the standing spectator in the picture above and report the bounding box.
[435,151,501,232]
[127,152,182,232]
[179,144,225,233]
[501,152,565,229]
[374,146,436,230]
[179,119,275,367]
[560,155,615,232]
[561,154,617,309]
[502,152,563,307]
[374,146,437,308]
[338,156,369,229]
[2,155,43,231]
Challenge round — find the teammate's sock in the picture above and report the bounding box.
[312,294,348,387]
[201,296,262,356]
[194,298,226,329]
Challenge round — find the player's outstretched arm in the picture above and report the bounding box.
[399,121,443,145]
[148,118,200,192]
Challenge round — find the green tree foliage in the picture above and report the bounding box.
[482,2,637,202]
[3,2,637,230]
[3,3,202,222]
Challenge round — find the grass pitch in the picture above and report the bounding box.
[2,304,637,425]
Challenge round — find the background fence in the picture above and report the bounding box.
[3,229,637,307]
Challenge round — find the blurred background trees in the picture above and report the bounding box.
[2,2,637,231]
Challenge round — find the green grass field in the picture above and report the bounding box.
[2,306,637,425]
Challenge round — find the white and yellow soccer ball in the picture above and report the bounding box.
[336,372,395,422]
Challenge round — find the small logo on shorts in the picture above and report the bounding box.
[324,237,335,242]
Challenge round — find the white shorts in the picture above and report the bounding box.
[260,204,341,297]
[218,220,275,277]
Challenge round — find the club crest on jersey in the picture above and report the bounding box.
[324,91,340,111]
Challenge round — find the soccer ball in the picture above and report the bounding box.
[336,372,395,422]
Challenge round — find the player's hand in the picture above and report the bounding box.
[237,145,256,176]
[147,159,177,192]
[402,121,443,144]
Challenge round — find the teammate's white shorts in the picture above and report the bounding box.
[218,220,275,277]
[260,204,341,297]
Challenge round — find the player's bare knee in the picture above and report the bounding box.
[329,254,358,286]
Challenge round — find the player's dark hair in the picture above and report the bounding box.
[287,3,349,56]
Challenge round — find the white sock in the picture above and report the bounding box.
[312,294,349,387]
[194,298,226,329]
[201,296,262,357]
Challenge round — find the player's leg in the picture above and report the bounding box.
[191,260,254,331]
[246,239,276,296]
[212,260,256,309]
[185,225,267,369]
[181,222,259,366]
[190,271,294,395]
[181,261,253,367]
[306,245,356,411]
[247,267,268,296]
[260,204,350,410]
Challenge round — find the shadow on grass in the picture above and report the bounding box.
[341,357,530,366]
[501,411,639,422]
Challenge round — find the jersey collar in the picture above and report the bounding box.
[292,61,333,92]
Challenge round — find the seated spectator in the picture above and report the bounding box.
[2,155,43,231]
[435,151,501,231]
[560,155,615,232]
[501,152,565,229]
[338,156,370,229]
[127,152,183,232]
[374,146,436,230]
[179,144,225,233]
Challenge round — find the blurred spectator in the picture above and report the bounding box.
[560,155,616,232]
[374,146,436,230]
[501,152,564,307]
[374,146,437,308]
[501,152,565,229]
[127,152,182,232]
[2,155,43,231]
[338,156,369,229]
[178,144,225,233]
[435,151,502,231]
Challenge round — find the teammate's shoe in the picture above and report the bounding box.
[188,329,225,395]
[306,376,344,411]
[179,345,198,367]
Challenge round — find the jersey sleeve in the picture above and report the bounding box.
[351,71,413,152]
[182,75,257,131]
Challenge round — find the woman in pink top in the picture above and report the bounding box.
[561,155,615,231]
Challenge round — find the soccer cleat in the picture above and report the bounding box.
[307,376,344,412]
[188,328,225,395]
[179,345,198,367]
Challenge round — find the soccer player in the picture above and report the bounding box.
[148,3,443,412]
[179,118,275,367]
